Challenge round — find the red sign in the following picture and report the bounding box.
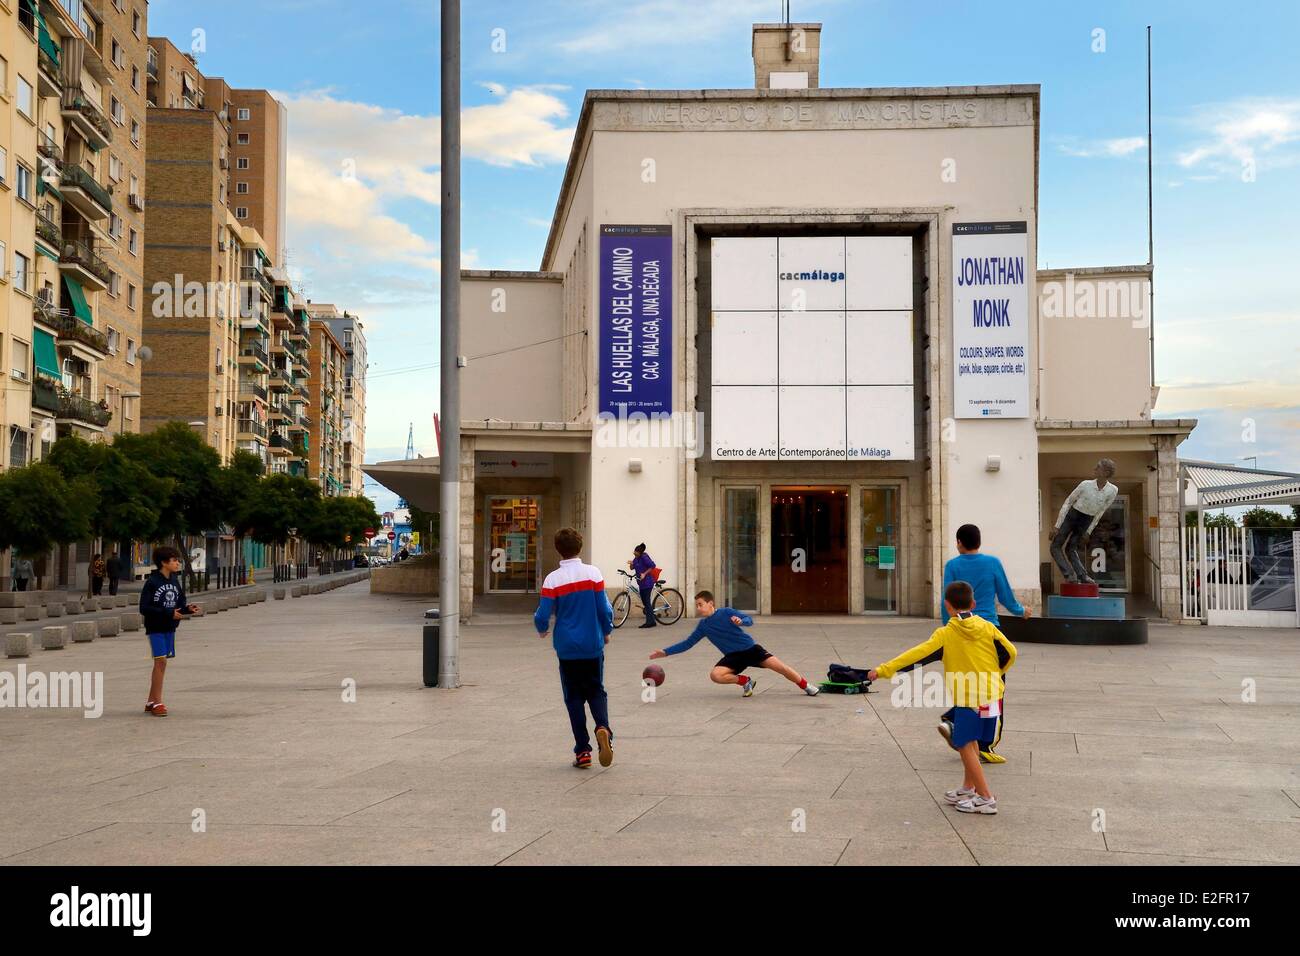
[364,527,376,539]
[387,531,397,541]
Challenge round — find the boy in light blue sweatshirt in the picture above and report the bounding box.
[649,590,819,698]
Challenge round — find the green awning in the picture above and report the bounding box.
[36,245,59,262]
[36,176,61,199]
[34,329,60,379]
[62,277,93,325]
[38,20,61,66]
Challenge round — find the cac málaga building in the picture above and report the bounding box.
[371,22,1200,623]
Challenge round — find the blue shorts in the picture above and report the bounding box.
[951,706,999,748]
[147,632,176,659]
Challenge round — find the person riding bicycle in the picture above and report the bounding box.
[628,543,661,628]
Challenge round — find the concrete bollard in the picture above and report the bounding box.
[236,592,250,607]
[97,616,121,637]
[41,626,68,650]
[114,595,129,608]
[0,593,27,608]
[121,612,142,632]
[0,608,19,625]
[46,603,64,618]
[274,588,286,600]
[72,621,97,643]
[291,586,305,598]
[6,633,35,657]
[23,606,41,621]
[63,598,83,615]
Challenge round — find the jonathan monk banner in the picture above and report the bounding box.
[951,221,1030,419]
[600,225,672,415]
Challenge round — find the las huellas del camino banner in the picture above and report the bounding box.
[951,221,1029,419]
[599,225,672,415]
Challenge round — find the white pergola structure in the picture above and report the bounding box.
[1179,460,1300,627]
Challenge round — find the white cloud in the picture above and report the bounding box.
[1057,136,1146,158]
[1176,98,1300,174]
[554,0,798,55]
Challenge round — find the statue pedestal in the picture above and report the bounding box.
[1060,581,1099,598]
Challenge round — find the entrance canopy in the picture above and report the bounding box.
[1181,459,1300,511]
[363,456,439,512]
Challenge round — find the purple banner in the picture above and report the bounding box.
[599,225,672,415]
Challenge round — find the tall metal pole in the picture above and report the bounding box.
[1146,25,1155,392]
[438,0,461,688]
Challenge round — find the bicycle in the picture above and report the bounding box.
[613,569,684,627]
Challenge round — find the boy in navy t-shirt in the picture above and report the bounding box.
[649,591,819,698]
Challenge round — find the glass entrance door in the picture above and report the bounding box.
[722,487,759,612]
[1089,494,1129,592]
[862,487,900,613]
[771,486,849,613]
[486,495,540,592]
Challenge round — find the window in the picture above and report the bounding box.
[112,40,124,69]
[17,76,34,120]
[237,108,250,120]
[14,252,30,293]
[131,120,141,146]
[237,157,250,170]
[109,273,121,297]
[236,207,248,219]
[110,155,123,182]
[11,338,30,381]
[0,146,7,188]
[107,328,120,354]
[0,55,7,96]
[129,229,139,255]
[16,163,34,204]
[130,173,139,196]
[128,285,137,310]
[132,66,140,92]
[109,214,124,240]
[127,339,137,365]
[0,241,6,280]
[111,96,124,124]
[133,10,142,36]
[237,133,250,145]
[236,182,249,195]
[9,426,31,469]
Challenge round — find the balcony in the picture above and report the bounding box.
[36,212,61,251]
[32,376,60,415]
[128,193,144,212]
[52,313,110,357]
[33,292,69,332]
[268,432,291,457]
[268,370,292,392]
[59,238,112,291]
[241,267,274,302]
[59,163,113,222]
[238,343,270,367]
[36,130,63,167]
[236,419,267,441]
[61,89,113,151]
[268,403,291,423]
[240,314,270,337]
[146,51,159,81]
[237,381,268,403]
[56,392,112,430]
[37,43,62,99]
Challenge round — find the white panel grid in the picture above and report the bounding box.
[709,236,915,460]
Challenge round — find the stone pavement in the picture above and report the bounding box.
[1,582,1297,866]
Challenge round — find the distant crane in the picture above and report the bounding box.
[396,423,415,509]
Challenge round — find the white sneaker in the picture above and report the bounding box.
[803,683,820,696]
[943,787,976,805]
[955,795,998,815]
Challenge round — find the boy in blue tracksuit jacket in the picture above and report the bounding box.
[534,527,614,768]
[139,546,201,717]
[649,590,820,698]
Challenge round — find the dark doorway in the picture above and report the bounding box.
[771,486,848,613]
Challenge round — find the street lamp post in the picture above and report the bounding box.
[436,0,461,689]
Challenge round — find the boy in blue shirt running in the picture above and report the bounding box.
[649,591,820,698]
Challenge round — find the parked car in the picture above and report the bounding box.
[354,554,369,568]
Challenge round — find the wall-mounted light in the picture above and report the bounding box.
[985,455,1001,473]
[628,458,642,473]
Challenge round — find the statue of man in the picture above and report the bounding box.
[1049,458,1119,586]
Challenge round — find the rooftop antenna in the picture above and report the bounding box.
[396,422,414,510]
[1146,25,1156,408]
[783,0,792,61]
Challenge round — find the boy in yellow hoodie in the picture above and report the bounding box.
[868,581,1016,815]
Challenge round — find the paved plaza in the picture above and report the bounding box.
[1,580,1298,865]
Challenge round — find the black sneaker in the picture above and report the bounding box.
[573,750,592,769]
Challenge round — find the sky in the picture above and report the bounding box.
[147,0,1300,513]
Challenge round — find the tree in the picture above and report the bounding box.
[1241,507,1295,528]
[115,423,223,570]
[220,449,266,537]
[0,463,94,559]
[1185,512,1238,528]
[46,435,173,548]
[240,474,321,547]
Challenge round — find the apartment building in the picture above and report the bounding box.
[322,307,366,495]
[4,0,145,466]
[305,304,345,496]
[141,36,294,464]
[228,89,286,266]
[262,269,311,476]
